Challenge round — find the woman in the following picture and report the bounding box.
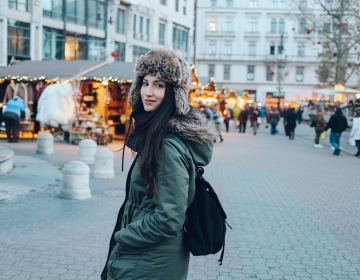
[223,104,232,132]
[101,49,217,280]
[314,108,326,148]
[286,108,297,140]
[350,110,360,157]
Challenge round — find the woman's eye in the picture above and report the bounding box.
[156,84,164,88]
[142,82,148,86]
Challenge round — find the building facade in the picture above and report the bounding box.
[0,0,194,67]
[195,0,358,106]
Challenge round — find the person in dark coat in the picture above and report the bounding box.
[325,107,348,155]
[1,96,25,142]
[210,106,223,143]
[282,107,290,137]
[314,108,326,148]
[297,105,304,124]
[286,108,297,140]
[238,106,248,133]
[249,105,260,135]
[223,104,232,132]
[267,108,280,135]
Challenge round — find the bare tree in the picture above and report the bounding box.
[290,0,360,85]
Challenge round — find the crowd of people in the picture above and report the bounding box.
[200,102,360,157]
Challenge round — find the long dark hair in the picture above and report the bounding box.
[128,82,177,197]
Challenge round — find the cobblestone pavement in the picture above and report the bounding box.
[0,123,360,280]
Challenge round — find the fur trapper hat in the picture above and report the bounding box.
[128,49,191,115]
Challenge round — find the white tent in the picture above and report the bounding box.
[313,87,360,95]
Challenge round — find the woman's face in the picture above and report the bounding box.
[140,74,166,112]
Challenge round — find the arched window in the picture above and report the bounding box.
[278,19,285,33]
[271,19,277,33]
[297,43,305,56]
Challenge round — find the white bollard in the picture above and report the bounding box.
[60,161,91,199]
[92,148,115,178]
[36,132,54,155]
[78,139,97,164]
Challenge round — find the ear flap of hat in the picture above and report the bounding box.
[128,76,143,108]
[175,87,190,115]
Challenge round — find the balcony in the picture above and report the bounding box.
[205,30,236,37]
[244,31,260,37]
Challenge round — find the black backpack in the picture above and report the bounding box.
[183,147,231,265]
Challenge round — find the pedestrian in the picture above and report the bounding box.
[0,96,25,143]
[199,104,213,120]
[101,49,217,280]
[268,108,280,135]
[286,108,297,140]
[297,105,304,124]
[249,105,260,135]
[349,110,360,157]
[282,107,290,137]
[210,105,224,143]
[313,108,326,148]
[223,104,232,132]
[238,106,248,133]
[325,107,348,156]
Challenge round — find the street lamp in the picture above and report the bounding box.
[276,33,286,109]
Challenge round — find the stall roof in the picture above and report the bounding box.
[84,61,135,80]
[0,60,106,79]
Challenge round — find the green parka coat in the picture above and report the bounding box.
[102,108,218,280]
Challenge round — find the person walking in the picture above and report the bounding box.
[1,96,25,143]
[249,105,260,135]
[210,106,224,143]
[199,104,213,121]
[101,49,217,280]
[268,108,280,135]
[297,105,304,124]
[282,107,290,137]
[314,108,326,148]
[238,107,248,133]
[286,108,297,140]
[325,107,348,156]
[223,104,232,132]
[350,110,360,157]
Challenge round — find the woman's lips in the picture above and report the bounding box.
[144,100,156,104]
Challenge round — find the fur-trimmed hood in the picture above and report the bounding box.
[168,106,218,166]
[128,49,191,115]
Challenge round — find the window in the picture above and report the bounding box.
[224,41,232,54]
[88,0,105,30]
[297,43,305,56]
[279,19,285,33]
[210,17,217,32]
[146,19,150,42]
[175,0,179,11]
[160,0,166,5]
[173,25,189,51]
[271,19,277,33]
[226,0,233,7]
[43,0,63,19]
[133,15,137,38]
[296,66,304,82]
[266,66,273,81]
[225,18,233,32]
[114,42,126,61]
[139,16,143,40]
[270,43,276,55]
[133,45,150,62]
[9,0,28,12]
[224,65,231,80]
[7,20,30,61]
[248,42,256,55]
[211,0,217,7]
[247,66,255,81]
[249,0,258,8]
[66,0,86,25]
[208,64,215,78]
[271,0,277,8]
[208,41,216,54]
[183,6,186,15]
[299,19,306,34]
[159,23,165,45]
[43,27,64,60]
[279,0,286,8]
[323,20,331,33]
[64,32,86,60]
[116,9,125,34]
[87,36,105,61]
[300,0,306,9]
[249,19,257,32]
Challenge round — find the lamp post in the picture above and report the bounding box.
[276,33,285,109]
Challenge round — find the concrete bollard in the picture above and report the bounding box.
[60,161,91,199]
[92,148,115,178]
[78,139,97,164]
[36,132,54,155]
